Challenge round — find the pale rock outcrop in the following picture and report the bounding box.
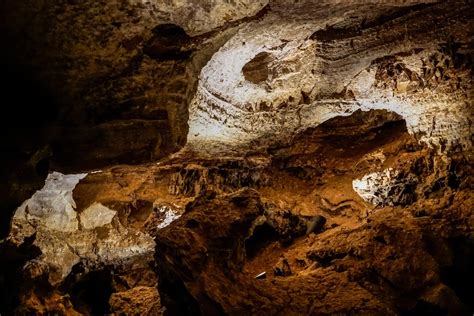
[353,168,418,206]
[186,1,473,154]
[80,202,117,230]
[13,172,87,234]
[153,201,182,229]
[9,172,155,285]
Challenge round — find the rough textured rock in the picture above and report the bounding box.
[154,178,472,315]
[152,114,473,314]
[0,0,472,315]
[186,1,473,154]
[4,109,472,313]
[110,286,164,315]
[9,172,155,286]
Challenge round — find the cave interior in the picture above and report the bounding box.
[0,0,473,315]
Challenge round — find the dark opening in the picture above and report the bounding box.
[0,63,59,239]
[64,266,114,314]
[245,222,279,260]
[157,269,201,316]
[401,300,447,316]
[144,24,193,61]
[35,158,50,178]
[440,238,474,313]
[0,236,42,314]
[242,52,274,84]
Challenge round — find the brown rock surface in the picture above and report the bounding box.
[0,1,472,315]
[110,286,164,315]
[151,113,472,315]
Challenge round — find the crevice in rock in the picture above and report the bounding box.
[401,300,447,316]
[144,24,194,61]
[62,265,114,315]
[440,238,474,311]
[245,222,279,260]
[156,267,202,316]
[0,235,42,314]
[242,51,274,84]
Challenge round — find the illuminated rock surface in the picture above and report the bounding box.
[186,1,473,154]
[0,0,472,315]
[9,173,155,286]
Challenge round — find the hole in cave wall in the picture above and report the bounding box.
[401,300,447,316]
[315,110,407,155]
[157,267,226,316]
[440,238,474,312]
[245,222,279,260]
[317,109,404,131]
[61,264,114,315]
[0,235,43,314]
[271,109,409,163]
[242,52,274,84]
[155,265,202,316]
[144,24,194,61]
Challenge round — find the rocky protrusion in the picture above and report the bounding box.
[109,286,164,316]
[242,52,274,84]
[353,168,418,207]
[8,172,155,286]
[305,215,326,235]
[168,163,269,196]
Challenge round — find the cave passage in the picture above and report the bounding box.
[0,0,472,315]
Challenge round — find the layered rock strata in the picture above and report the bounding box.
[187,1,473,154]
[0,0,472,315]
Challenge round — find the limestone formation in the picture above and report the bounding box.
[152,201,182,229]
[353,168,418,206]
[0,0,472,315]
[13,172,87,234]
[186,1,473,154]
[8,172,155,286]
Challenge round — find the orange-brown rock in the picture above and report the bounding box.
[0,1,472,315]
[110,286,164,315]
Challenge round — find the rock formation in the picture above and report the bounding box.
[0,0,472,315]
[187,1,472,154]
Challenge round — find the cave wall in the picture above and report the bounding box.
[0,0,269,172]
[0,0,268,237]
[186,1,473,155]
[0,0,472,315]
